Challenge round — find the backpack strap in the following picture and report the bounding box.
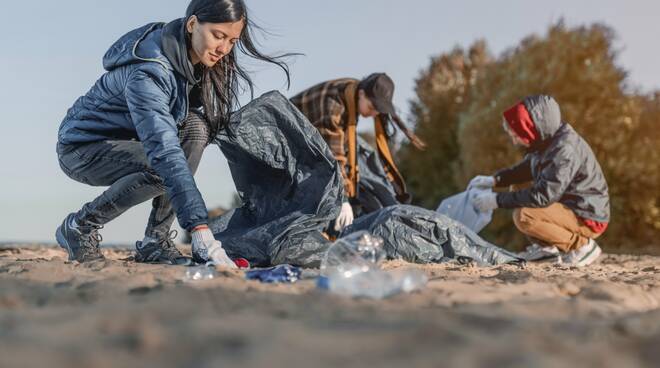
[343,82,359,199]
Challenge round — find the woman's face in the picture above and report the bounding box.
[358,90,379,118]
[186,15,244,67]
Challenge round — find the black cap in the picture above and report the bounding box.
[361,73,427,151]
[361,73,396,116]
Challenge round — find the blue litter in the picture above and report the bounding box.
[245,264,302,284]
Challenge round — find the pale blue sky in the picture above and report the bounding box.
[1,1,658,244]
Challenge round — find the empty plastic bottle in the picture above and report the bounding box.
[318,231,428,299]
[318,268,427,299]
[320,231,386,277]
[183,266,218,281]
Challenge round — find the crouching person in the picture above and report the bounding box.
[469,95,610,266]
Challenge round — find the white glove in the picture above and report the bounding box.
[334,202,354,232]
[472,192,499,212]
[468,175,496,190]
[191,227,237,269]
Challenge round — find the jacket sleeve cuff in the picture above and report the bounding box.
[186,219,209,232]
[493,170,509,188]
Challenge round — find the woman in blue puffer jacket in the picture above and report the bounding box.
[56,0,291,265]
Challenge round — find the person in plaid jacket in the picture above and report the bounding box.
[291,73,425,231]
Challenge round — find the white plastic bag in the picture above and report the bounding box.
[436,188,493,233]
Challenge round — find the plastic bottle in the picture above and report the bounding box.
[320,231,386,277]
[183,266,218,281]
[318,231,428,299]
[319,268,427,299]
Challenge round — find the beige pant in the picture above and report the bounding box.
[513,203,601,252]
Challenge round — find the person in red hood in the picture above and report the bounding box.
[468,95,610,267]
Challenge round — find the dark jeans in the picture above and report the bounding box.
[57,113,210,239]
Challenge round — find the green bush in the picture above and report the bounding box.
[399,22,660,251]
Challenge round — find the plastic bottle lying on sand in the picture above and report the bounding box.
[184,266,218,281]
[320,231,386,277]
[318,231,428,299]
[318,268,427,299]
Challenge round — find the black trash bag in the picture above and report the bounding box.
[208,91,342,268]
[208,91,521,268]
[342,204,523,266]
[354,136,399,215]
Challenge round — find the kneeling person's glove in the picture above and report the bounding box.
[472,192,498,212]
[191,226,237,269]
[334,202,354,232]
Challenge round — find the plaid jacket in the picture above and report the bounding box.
[290,78,359,191]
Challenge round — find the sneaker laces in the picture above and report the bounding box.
[76,222,104,250]
[151,230,183,261]
[74,222,104,259]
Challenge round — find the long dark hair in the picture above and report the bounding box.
[185,0,294,137]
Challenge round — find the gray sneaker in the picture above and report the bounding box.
[55,213,105,262]
[561,239,602,267]
[518,243,561,263]
[135,230,192,266]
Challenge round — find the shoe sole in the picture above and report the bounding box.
[576,244,602,267]
[522,253,560,262]
[136,257,193,267]
[533,255,562,264]
[135,246,192,266]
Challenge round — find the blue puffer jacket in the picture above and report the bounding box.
[58,20,208,231]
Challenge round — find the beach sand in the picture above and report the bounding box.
[1,244,659,368]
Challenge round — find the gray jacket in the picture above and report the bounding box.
[495,95,610,223]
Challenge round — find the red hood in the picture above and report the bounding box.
[503,102,539,145]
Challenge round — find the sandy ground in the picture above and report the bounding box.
[1,244,659,368]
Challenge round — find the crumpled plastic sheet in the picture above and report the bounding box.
[342,204,522,266]
[208,91,522,268]
[436,188,494,233]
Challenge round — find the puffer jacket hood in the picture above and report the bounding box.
[503,95,563,145]
[161,18,200,85]
[102,22,170,72]
[102,19,199,85]
[523,95,562,141]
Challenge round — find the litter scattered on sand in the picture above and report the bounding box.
[1,244,659,367]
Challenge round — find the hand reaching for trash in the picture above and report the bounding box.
[334,202,355,232]
[191,226,237,268]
